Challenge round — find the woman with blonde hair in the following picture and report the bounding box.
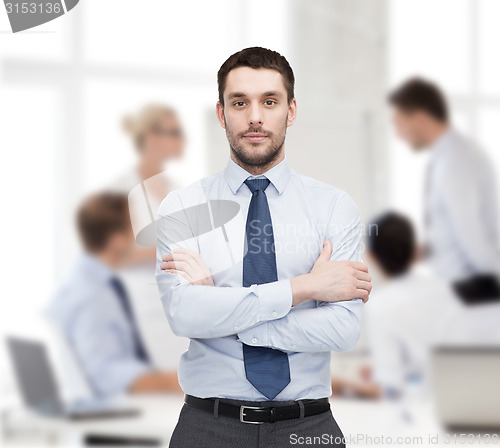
[110,103,186,254]
[108,104,188,376]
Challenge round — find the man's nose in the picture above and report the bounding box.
[248,105,263,126]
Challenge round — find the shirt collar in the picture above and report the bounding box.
[78,252,116,284]
[428,125,456,158]
[224,156,291,195]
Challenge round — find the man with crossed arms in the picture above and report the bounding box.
[155,47,371,448]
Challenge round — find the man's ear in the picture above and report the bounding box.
[216,101,226,129]
[286,98,297,128]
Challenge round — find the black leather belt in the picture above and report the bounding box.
[184,394,330,424]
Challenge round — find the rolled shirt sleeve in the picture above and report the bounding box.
[93,358,152,398]
[69,295,152,397]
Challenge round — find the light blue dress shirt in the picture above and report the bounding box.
[155,156,364,401]
[46,253,152,397]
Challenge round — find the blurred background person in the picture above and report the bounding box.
[388,78,500,302]
[110,103,186,262]
[46,193,182,397]
[333,211,500,401]
[108,104,190,375]
[332,212,459,400]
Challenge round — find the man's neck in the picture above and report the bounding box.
[230,149,285,176]
[426,121,450,148]
[137,158,165,181]
[94,251,120,270]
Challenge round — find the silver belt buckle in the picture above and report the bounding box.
[240,405,265,424]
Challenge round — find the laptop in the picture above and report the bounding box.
[6,336,140,420]
[431,346,500,432]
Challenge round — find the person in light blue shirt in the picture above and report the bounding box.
[155,47,372,448]
[47,193,181,397]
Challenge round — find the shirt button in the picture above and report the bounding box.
[252,338,257,343]
[291,345,297,350]
[234,326,239,331]
[272,311,278,317]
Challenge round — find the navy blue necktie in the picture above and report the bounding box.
[242,177,291,399]
[109,277,151,364]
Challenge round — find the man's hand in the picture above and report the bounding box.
[160,248,214,286]
[290,240,371,306]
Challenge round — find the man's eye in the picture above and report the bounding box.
[265,100,277,106]
[234,102,246,107]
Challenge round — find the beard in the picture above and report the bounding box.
[225,116,287,168]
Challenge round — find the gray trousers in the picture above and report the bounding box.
[168,396,346,448]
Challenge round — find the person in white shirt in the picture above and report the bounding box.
[333,212,459,400]
[388,78,500,300]
[110,104,186,255]
[332,212,500,400]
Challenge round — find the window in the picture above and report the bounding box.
[0,0,290,343]
[389,0,500,238]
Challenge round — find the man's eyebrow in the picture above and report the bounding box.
[226,90,284,100]
[261,91,283,98]
[227,92,247,100]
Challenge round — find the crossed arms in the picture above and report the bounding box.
[155,191,372,353]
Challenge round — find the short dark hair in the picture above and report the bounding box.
[388,77,449,122]
[77,192,130,252]
[367,211,415,276]
[217,47,295,106]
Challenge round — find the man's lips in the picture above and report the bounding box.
[243,133,268,143]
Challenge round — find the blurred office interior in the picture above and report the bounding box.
[1,0,500,445]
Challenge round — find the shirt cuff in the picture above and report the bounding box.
[236,279,292,348]
[255,279,293,321]
[237,322,269,347]
[97,360,152,397]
